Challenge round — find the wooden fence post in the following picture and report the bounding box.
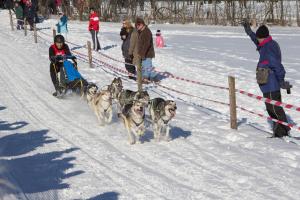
[87,41,92,68]
[9,9,14,31]
[228,76,237,130]
[33,24,37,43]
[52,28,56,40]
[137,62,142,92]
[24,19,27,36]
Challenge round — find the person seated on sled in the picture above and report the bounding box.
[60,55,89,95]
[49,34,77,96]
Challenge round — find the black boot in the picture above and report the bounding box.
[273,123,289,137]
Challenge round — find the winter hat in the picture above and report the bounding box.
[135,17,145,26]
[54,34,65,43]
[256,25,269,39]
[156,30,161,36]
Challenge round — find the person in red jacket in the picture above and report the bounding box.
[88,7,101,51]
[49,35,73,96]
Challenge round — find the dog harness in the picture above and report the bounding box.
[130,110,145,127]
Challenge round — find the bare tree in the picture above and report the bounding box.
[35,0,299,26]
[297,0,300,26]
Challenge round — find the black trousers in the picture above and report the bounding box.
[17,19,24,30]
[50,63,60,90]
[125,58,136,80]
[90,30,101,50]
[263,90,290,137]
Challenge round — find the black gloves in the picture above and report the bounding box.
[280,81,292,94]
[280,81,292,89]
[56,55,64,62]
[242,19,252,35]
[128,54,133,61]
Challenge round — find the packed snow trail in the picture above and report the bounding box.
[1,10,300,200]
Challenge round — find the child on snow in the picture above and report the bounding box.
[15,2,24,30]
[56,12,68,38]
[155,30,165,48]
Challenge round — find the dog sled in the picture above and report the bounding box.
[54,55,87,98]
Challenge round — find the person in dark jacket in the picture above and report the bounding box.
[14,2,24,30]
[120,20,135,80]
[4,0,13,9]
[49,35,74,96]
[243,22,291,137]
[135,17,157,83]
[26,2,35,31]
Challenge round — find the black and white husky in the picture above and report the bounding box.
[109,77,123,101]
[149,98,177,141]
[117,90,150,113]
[86,83,98,107]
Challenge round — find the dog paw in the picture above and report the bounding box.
[117,113,121,118]
[136,140,142,144]
[129,140,136,145]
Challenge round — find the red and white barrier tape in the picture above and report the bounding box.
[237,89,300,112]
[238,107,299,131]
[37,34,300,132]
[38,29,300,116]
[94,49,230,90]
[158,83,300,132]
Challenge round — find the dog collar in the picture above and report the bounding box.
[131,118,144,127]
[162,118,170,124]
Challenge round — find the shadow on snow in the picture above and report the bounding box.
[87,191,120,200]
[0,113,84,196]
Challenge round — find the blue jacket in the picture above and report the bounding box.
[56,15,68,34]
[63,60,82,82]
[246,30,286,93]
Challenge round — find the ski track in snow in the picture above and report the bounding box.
[1,10,300,200]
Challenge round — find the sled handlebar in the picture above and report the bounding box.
[54,55,77,61]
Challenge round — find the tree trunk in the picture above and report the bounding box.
[150,0,157,21]
[213,0,218,25]
[280,0,284,26]
[296,0,300,26]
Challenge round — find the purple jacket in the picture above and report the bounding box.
[246,30,286,93]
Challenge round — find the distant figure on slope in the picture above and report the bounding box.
[56,12,68,38]
[242,21,292,138]
[155,30,165,48]
[14,2,24,30]
[88,7,101,51]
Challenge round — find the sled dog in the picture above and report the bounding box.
[118,90,150,113]
[109,77,123,100]
[120,101,146,144]
[86,83,98,106]
[91,86,113,126]
[149,98,177,141]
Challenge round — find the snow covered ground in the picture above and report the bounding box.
[1,10,300,200]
